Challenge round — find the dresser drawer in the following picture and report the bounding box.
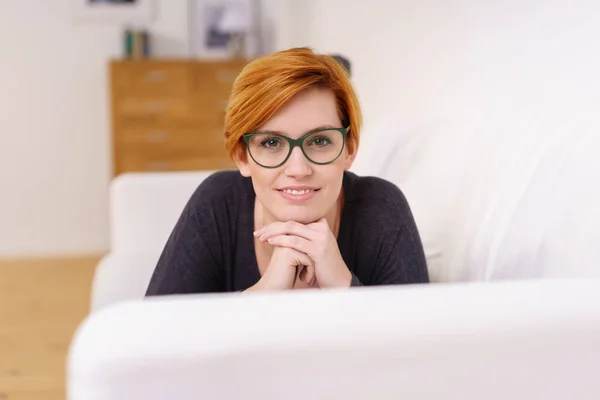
[115,125,227,157]
[115,154,235,174]
[115,95,193,120]
[194,61,245,88]
[115,95,227,125]
[193,62,245,101]
[112,62,192,95]
[191,95,230,121]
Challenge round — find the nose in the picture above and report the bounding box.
[284,146,312,178]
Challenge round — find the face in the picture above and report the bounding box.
[235,87,357,224]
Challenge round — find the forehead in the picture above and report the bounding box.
[258,87,342,137]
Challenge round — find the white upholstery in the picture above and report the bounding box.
[352,116,489,282]
[353,106,600,284]
[109,170,218,253]
[90,170,218,312]
[69,279,600,400]
[351,6,600,283]
[91,252,161,311]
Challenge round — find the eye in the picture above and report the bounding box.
[260,137,283,149]
[308,136,332,147]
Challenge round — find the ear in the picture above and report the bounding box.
[342,143,358,171]
[233,150,252,177]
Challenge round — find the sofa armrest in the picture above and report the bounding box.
[109,171,217,253]
[90,252,161,312]
[71,279,600,400]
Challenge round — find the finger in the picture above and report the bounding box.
[290,248,314,285]
[306,264,315,284]
[295,251,313,271]
[254,221,310,239]
[299,263,315,284]
[255,221,318,241]
[267,234,312,255]
[253,221,293,237]
[277,238,316,284]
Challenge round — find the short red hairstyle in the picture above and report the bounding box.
[224,47,363,160]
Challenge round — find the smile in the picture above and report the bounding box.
[277,187,320,202]
[281,189,316,195]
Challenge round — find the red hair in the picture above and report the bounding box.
[224,47,362,160]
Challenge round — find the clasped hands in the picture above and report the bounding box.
[252,218,352,291]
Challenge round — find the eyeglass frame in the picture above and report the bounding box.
[242,127,349,169]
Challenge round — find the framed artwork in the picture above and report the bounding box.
[188,0,263,59]
[72,0,155,24]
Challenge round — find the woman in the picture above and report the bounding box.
[146,47,429,294]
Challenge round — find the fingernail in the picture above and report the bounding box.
[253,231,259,236]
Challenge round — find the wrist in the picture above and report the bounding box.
[328,267,352,288]
[245,279,266,292]
[252,276,286,292]
[340,268,353,288]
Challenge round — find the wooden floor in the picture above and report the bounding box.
[0,256,100,400]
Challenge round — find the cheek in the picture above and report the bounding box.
[249,166,278,194]
[315,165,345,194]
[323,159,346,180]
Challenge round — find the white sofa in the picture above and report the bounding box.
[91,170,218,311]
[80,11,600,396]
[70,278,600,400]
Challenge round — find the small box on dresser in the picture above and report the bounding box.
[109,59,247,176]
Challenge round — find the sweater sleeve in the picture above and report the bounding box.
[370,223,429,285]
[145,174,227,296]
[350,273,363,287]
[348,175,430,286]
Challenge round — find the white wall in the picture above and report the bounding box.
[0,0,296,258]
[303,0,600,126]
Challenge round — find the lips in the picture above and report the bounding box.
[280,188,318,195]
[276,186,320,201]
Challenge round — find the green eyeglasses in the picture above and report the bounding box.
[243,127,349,169]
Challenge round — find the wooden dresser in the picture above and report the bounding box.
[109,59,246,176]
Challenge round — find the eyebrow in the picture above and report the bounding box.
[256,125,341,136]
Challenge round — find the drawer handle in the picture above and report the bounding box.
[146,131,168,143]
[144,70,167,82]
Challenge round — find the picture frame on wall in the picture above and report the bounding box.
[188,0,263,60]
[72,0,155,24]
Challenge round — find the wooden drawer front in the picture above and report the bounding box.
[116,126,227,157]
[192,95,230,120]
[116,154,235,174]
[112,63,191,95]
[116,95,193,120]
[115,96,226,125]
[194,62,245,95]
